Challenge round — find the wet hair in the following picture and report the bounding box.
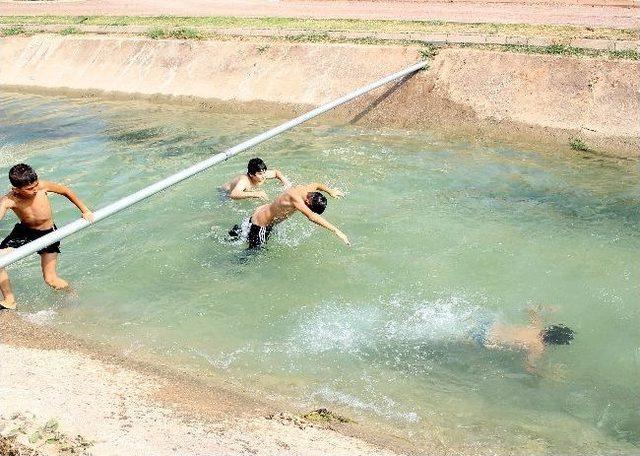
[306,192,327,214]
[9,163,38,188]
[247,158,267,176]
[541,324,574,345]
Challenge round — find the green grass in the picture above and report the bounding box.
[146,27,166,39]
[569,138,591,152]
[498,43,638,60]
[2,18,636,61]
[145,27,203,40]
[169,27,203,40]
[60,26,81,35]
[609,49,639,60]
[0,15,635,41]
[1,26,25,36]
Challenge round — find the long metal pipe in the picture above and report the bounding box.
[0,60,427,268]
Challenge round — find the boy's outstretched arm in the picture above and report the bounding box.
[42,181,94,222]
[524,347,543,375]
[309,183,344,199]
[293,198,350,245]
[272,169,291,188]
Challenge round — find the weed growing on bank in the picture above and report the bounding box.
[145,27,203,40]
[60,27,81,35]
[570,138,591,152]
[1,26,25,36]
[146,27,167,39]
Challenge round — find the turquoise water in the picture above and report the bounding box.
[1,93,639,454]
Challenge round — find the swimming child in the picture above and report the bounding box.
[229,182,349,248]
[0,164,93,310]
[222,157,290,201]
[470,305,574,374]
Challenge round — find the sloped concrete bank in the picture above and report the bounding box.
[1,34,638,157]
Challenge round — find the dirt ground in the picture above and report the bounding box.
[0,312,421,456]
[0,0,638,29]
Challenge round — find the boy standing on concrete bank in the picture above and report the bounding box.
[0,164,93,310]
[222,157,291,200]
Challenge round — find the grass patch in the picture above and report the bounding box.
[146,27,166,39]
[420,44,440,60]
[169,27,203,40]
[570,137,591,152]
[1,26,25,36]
[144,27,202,40]
[60,26,81,35]
[0,15,635,41]
[609,49,639,60]
[496,43,637,60]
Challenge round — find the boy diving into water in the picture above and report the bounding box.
[222,157,290,201]
[469,305,574,374]
[0,164,93,310]
[229,183,350,248]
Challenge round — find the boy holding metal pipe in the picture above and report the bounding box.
[0,164,93,310]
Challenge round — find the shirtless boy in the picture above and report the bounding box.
[470,305,574,373]
[229,183,349,248]
[0,164,93,310]
[222,157,290,201]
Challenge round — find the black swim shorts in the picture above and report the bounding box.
[0,223,60,255]
[247,222,272,248]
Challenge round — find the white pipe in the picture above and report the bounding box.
[0,60,427,268]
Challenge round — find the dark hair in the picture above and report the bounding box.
[9,163,38,188]
[541,324,574,345]
[247,158,267,176]
[306,192,327,214]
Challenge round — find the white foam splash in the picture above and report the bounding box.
[312,386,419,423]
[284,293,488,356]
[190,344,251,370]
[23,308,57,325]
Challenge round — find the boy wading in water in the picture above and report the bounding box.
[229,183,349,248]
[0,164,93,310]
[222,157,290,201]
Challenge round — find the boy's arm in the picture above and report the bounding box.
[293,198,349,245]
[229,179,268,200]
[309,182,344,199]
[527,307,542,328]
[266,169,291,188]
[0,197,12,222]
[524,347,544,375]
[42,181,94,222]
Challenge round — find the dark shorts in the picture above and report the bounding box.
[247,222,272,248]
[229,218,272,248]
[0,223,61,255]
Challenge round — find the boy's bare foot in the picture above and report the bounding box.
[48,278,69,290]
[0,298,17,310]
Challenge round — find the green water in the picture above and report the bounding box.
[1,93,638,454]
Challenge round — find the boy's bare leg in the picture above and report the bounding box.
[40,252,69,290]
[0,248,16,309]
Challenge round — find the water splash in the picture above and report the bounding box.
[283,293,490,357]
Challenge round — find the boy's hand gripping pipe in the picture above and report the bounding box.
[0,61,427,269]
